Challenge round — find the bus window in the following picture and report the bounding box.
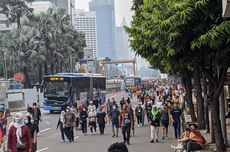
[44,81,69,97]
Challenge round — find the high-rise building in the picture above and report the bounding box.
[30,1,57,14]
[89,0,116,59]
[115,17,130,60]
[34,0,74,14]
[73,9,98,59]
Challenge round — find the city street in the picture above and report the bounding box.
[36,92,177,152]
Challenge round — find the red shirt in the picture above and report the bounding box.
[7,125,32,152]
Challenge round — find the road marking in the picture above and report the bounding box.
[74,136,79,139]
[43,116,51,120]
[46,121,50,125]
[40,128,51,133]
[37,147,49,152]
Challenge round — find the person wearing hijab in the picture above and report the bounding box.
[150,105,161,143]
[7,112,32,152]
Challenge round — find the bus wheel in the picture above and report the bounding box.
[50,110,54,114]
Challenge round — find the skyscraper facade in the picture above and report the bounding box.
[34,0,74,14]
[115,17,130,60]
[89,0,116,59]
[73,9,98,59]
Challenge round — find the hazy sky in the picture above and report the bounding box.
[75,0,133,26]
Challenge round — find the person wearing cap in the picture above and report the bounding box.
[88,108,97,135]
[88,101,96,112]
[150,105,161,143]
[7,112,32,152]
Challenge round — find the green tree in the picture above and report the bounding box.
[0,0,34,29]
[0,9,86,87]
[127,0,230,150]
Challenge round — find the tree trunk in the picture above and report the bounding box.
[51,63,54,74]
[16,14,21,29]
[182,70,197,122]
[23,66,31,88]
[60,62,63,73]
[44,63,48,75]
[210,97,225,151]
[202,73,210,133]
[38,64,42,84]
[55,65,59,74]
[194,63,206,129]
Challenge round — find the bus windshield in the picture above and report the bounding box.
[44,81,70,97]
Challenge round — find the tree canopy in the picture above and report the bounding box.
[127,0,230,150]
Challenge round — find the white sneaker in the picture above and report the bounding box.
[137,125,140,127]
[90,132,93,135]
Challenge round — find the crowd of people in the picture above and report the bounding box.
[0,80,207,152]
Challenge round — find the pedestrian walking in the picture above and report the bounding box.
[135,103,143,127]
[120,105,133,145]
[88,101,96,112]
[146,101,152,123]
[171,102,182,139]
[160,103,169,139]
[128,104,135,136]
[88,108,97,135]
[120,97,126,110]
[80,108,88,135]
[150,105,161,143]
[24,115,37,152]
[64,107,75,142]
[97,107,107,135]
[109,106,120,137]
[56,111,66,142]
[31,103,41,136]
[7,112,32,152]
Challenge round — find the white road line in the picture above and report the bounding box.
[42,116,51,120]
[36,147,49,152]
[74,136,79,139]
[40,128,51,133]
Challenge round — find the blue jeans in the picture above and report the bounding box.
[173,121,181,139]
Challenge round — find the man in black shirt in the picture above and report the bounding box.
[97,107,107,135]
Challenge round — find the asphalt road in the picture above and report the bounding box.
[33,92,177,152]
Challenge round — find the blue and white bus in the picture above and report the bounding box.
[124,76,141,91]
[42,73,106,113]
